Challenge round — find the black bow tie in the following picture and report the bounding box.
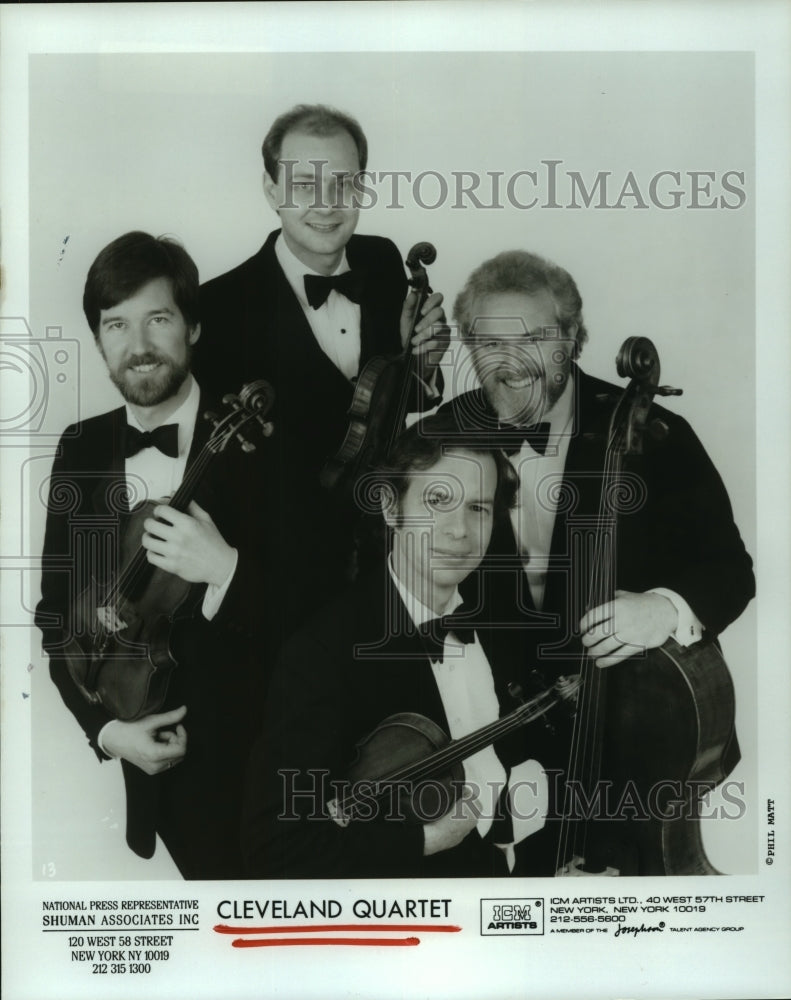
[124,423,179,459]
[418,605,477,664]
[500,421,551,457]
[304,270,364,309]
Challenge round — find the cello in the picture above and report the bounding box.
[62,380,274,722]
[553,338,740,876]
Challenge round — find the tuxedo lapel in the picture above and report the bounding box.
[347,237,403,367]
[353,566,453,732]
[88,408,130,516]
[543,369,612,623]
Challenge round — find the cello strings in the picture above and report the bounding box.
[556,419,625,872]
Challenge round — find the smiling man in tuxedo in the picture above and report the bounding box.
[433,250,756,875]
[443,249,754,669]
[242,412,559,879]
[36,231,270,878]
[195,104,449,642]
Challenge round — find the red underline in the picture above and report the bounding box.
[231,936,420,948]
[213,923,461,935]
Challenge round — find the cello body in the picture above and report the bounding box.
[555,638,738,877]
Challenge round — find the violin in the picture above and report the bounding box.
[553,338,739,876]
[327,678,578,827]
[62,380,274,722]
[320,242,437,493]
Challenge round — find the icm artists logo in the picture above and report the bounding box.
[480,898,543,936]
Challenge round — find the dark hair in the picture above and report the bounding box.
[377,411,518,523]
[261,103,368,180]
[83,231,199,337]
[453,249,588,359]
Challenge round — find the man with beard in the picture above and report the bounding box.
[36,231,270,878]
[444,250,754,664]
[440,250,755,874]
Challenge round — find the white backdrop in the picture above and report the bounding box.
[3,6,790,1000]
[23,48,757,877]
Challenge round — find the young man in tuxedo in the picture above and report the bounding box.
[242,413,559,879]
[195,104,449,642]
[36,232,271,879]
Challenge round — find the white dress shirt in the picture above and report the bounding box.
[388,561,546,868]
[275,234,362,380]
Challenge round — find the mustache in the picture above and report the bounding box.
[122,352,169,372]
[479,357,545,384]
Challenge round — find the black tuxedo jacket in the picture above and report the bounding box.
[196,231,424,641]
[196,229,411,473]
[242,563,549,879]
[441,366,755,661]
[36,393,271,878]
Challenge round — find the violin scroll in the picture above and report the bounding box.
[405,241,437,272]
[238,379,275,418]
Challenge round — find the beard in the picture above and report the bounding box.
[107,349,192,407]
[483,370,568,425]
[474,345,570,425]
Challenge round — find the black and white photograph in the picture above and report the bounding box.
[1,3,789,999]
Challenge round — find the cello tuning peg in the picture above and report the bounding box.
[222,393,240,407]
[203,410,219,426]
[507,682,525,705]
[656,385,683,397]
[649,419,669,441]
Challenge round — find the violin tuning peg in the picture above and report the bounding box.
[656,385,683,397]
[507,682,525,705]
[222,393,239,406]
[203,410,219,426]
[235,432,256,453]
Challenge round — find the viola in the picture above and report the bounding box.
[553,338,739,876]
[327,678,578,827]
[320,242,437,493]
[62,381,274,722]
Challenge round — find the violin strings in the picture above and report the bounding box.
[337,690,558,814]
[100,406,257,611]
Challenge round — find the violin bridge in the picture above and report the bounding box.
[326,798,350,829]
[96,605,127,633]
